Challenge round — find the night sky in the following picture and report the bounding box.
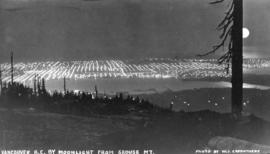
[0,0,269,62]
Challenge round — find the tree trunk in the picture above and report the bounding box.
[0,66,2,95]
[231,0,243,117]
[64,77,66,95]
[11,52,14,85]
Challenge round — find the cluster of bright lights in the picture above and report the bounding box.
[243,58,270,68]
[172,95,252,111]
[0,58,269,83]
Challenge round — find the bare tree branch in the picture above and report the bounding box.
[225,1,234,16]
[217,13,233,30]
[210,0,225,4]
[197,0,233,65]
[197,27,232,57]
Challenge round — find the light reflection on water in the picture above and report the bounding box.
[44,78,270,95]
[218,81,270,90]
[29,76,270,121]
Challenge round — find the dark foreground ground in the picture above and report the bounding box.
[1,108,270,154]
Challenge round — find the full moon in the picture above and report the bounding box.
[243,27,250,39]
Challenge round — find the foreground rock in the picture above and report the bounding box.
[208,136,270,154]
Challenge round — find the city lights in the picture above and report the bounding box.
[0,58,269,84]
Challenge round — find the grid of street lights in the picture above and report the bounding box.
[0,58,269,83]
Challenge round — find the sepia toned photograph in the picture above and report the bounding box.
[0,0,270,153]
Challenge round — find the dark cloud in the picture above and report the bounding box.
[0,7,29,12]
[82,0,102,2]
[0,0,269,62]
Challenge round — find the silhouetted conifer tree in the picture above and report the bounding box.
[63,77,67,95]
[41,78,46,95]
[95,85,98,98]
[37,77,41,95]
[199,0,243,118]
[0,65,2,96]
[33,74,37,96]
[10,52,14,85]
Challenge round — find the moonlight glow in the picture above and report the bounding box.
[243,27,250,39]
